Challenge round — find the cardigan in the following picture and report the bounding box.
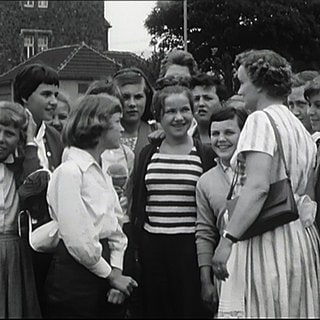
[131,137,216,246]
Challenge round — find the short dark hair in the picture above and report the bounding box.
[113,67,154,122]
[191,73,228,102]
[292,70,320,88]
[13,63,59,105]
[304,75,320,103]
[152,85,194,123]
[62,94,122,149]
[209,106,249,137]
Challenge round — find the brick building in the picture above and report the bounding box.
[0,1,110,74]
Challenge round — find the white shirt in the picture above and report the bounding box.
[47,146,127,278]
[34,122,49,170]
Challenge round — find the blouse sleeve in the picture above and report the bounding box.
[47,162,112,278]
[234,111,276,160]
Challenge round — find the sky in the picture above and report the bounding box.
[104,1,157,58]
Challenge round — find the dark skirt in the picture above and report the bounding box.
[44,239,125,319]
[0,234,41,318]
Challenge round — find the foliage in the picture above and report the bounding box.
[145,0,320,94]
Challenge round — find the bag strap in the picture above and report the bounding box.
[226,110,290,201]
[263,111,291,179]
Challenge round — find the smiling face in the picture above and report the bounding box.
[210,116,241,166]
[193,85,221,126]
[0,123,20,162]
[120,81,147,124]
[307,92,320,132]
[49,100,70,132]
[24,83,59,126]
[237,65,260,112]
[160,93,193,141]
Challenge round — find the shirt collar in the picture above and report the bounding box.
[3,154,14,164]
[35,121,46,142]
[62,146,100,172]
[214,157,231,172]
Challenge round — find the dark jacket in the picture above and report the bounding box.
[45,124,63,172]
[131,138,216,245]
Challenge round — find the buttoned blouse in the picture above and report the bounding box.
[47,146,127,278]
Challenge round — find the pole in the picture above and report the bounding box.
[183,0,187,51]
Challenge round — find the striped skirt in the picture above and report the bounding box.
[0,234,41,318]
[217,220,320,318]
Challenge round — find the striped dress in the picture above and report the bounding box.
[218,104,320,318]
[144,147,203,234]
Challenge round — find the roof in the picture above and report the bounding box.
[0,42,122,84]
[104,50,147,66]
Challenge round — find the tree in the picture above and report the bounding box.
[145,0,320,94]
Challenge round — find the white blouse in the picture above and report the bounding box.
[47,147,127,278]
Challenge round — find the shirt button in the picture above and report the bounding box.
[47,151,51,157]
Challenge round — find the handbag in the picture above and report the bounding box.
[18,169,59,252]
[226,111,299,240]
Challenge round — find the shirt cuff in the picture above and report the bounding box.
[110,249,124,271]
[197,252,214,268]
[87,257,112,278]
[26,141,37,147]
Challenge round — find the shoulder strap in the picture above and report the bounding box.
[263,111,290,179]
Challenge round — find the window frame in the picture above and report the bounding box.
[24,34,35,59]
[24,1,35,8]
[37,1,48,8]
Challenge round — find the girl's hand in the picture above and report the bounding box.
[108,268,138,296]
[212,238,233,281]
[106,288,126,304]
[25,109,37,144]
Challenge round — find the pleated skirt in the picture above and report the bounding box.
[0,234,41,318]
[217,220,320,318]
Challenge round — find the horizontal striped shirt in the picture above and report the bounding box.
[231,104,316,197]
[144,147,203,234]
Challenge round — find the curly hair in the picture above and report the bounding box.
[152,84,194,122]
[235,49,292,99]
[62,94,122,149]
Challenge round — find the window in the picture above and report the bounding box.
[24,1,34,7]
[38,35,48,52]
[24,35,35,59]
[38,1,48,8]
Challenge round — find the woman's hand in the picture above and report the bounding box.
[106,288,126,304]
[107,268,138,297]
[212,238,233,281]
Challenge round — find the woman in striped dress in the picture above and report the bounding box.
[132,83,215,318]
[212,49,320,318]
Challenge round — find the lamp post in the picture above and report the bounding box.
[183,0,187,51]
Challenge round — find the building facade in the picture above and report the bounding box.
[0,1,110,74]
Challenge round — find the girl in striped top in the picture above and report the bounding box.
[132,83,215,318]
[212,49,320,318]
